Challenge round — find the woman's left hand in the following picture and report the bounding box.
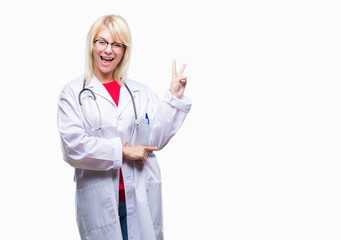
[170,60,188,99]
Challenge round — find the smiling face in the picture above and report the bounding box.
[93,27,125,83]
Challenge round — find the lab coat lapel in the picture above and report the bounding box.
[118,79,139,118]
[87,76,116,106]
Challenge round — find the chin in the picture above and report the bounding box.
[98,64,116,74]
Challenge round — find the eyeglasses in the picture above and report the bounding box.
[93,39,127,49]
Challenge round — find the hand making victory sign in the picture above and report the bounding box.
[170,60,188,99]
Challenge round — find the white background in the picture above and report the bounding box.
[0,0,340,239]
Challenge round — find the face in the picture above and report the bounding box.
[92,27,125,82]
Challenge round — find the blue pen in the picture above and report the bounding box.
[145,113,150,125]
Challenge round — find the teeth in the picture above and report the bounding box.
[101,56,114,61]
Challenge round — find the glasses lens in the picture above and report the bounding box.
[112,42,125,48]
[95,40,107,49]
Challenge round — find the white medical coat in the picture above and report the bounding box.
[57,75,192,240]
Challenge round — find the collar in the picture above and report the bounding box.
[85,76,140,117]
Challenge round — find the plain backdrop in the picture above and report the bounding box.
[0,0,340,239]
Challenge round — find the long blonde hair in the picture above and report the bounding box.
[84,14,132,84]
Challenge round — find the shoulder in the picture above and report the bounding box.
[64,75,84,89]
[124,78,145,89]
[124,78,161,105]
[124,78,156,95]
[61,75,84,93]
[59,75,84,101]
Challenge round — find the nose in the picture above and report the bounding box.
[104,44,113,54]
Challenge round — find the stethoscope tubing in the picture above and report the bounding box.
[124,84,139,128]
[78,80,139,131]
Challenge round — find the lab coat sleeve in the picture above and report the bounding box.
[149,89,192,150]
[57,85,122,171]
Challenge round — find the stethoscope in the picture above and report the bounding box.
[78,79,139,131]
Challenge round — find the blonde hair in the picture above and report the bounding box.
[85,14,132,84]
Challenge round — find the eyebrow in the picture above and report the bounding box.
[96,36,123,43]
[96,36,108,41]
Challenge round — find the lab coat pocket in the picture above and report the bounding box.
[132,117,150,146]
[76,183,118,234]
[146,180,163,226]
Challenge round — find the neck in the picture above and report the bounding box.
[94,69,114,84]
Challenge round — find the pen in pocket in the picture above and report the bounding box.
[145,113,150,125]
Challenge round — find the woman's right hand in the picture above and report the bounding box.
[122,146,157,163]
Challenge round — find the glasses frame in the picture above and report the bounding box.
[93,39,127,49]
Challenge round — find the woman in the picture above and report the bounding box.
[57,14,192,240]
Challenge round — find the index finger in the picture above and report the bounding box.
[144,147,158,152]
[172,60,177,77]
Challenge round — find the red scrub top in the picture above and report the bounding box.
[103,81,125,202]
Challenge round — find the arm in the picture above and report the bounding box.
[122,61,191,157]
[57,85,122,171]
[149,60,192,150]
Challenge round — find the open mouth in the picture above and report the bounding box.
[100,56,114,63]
